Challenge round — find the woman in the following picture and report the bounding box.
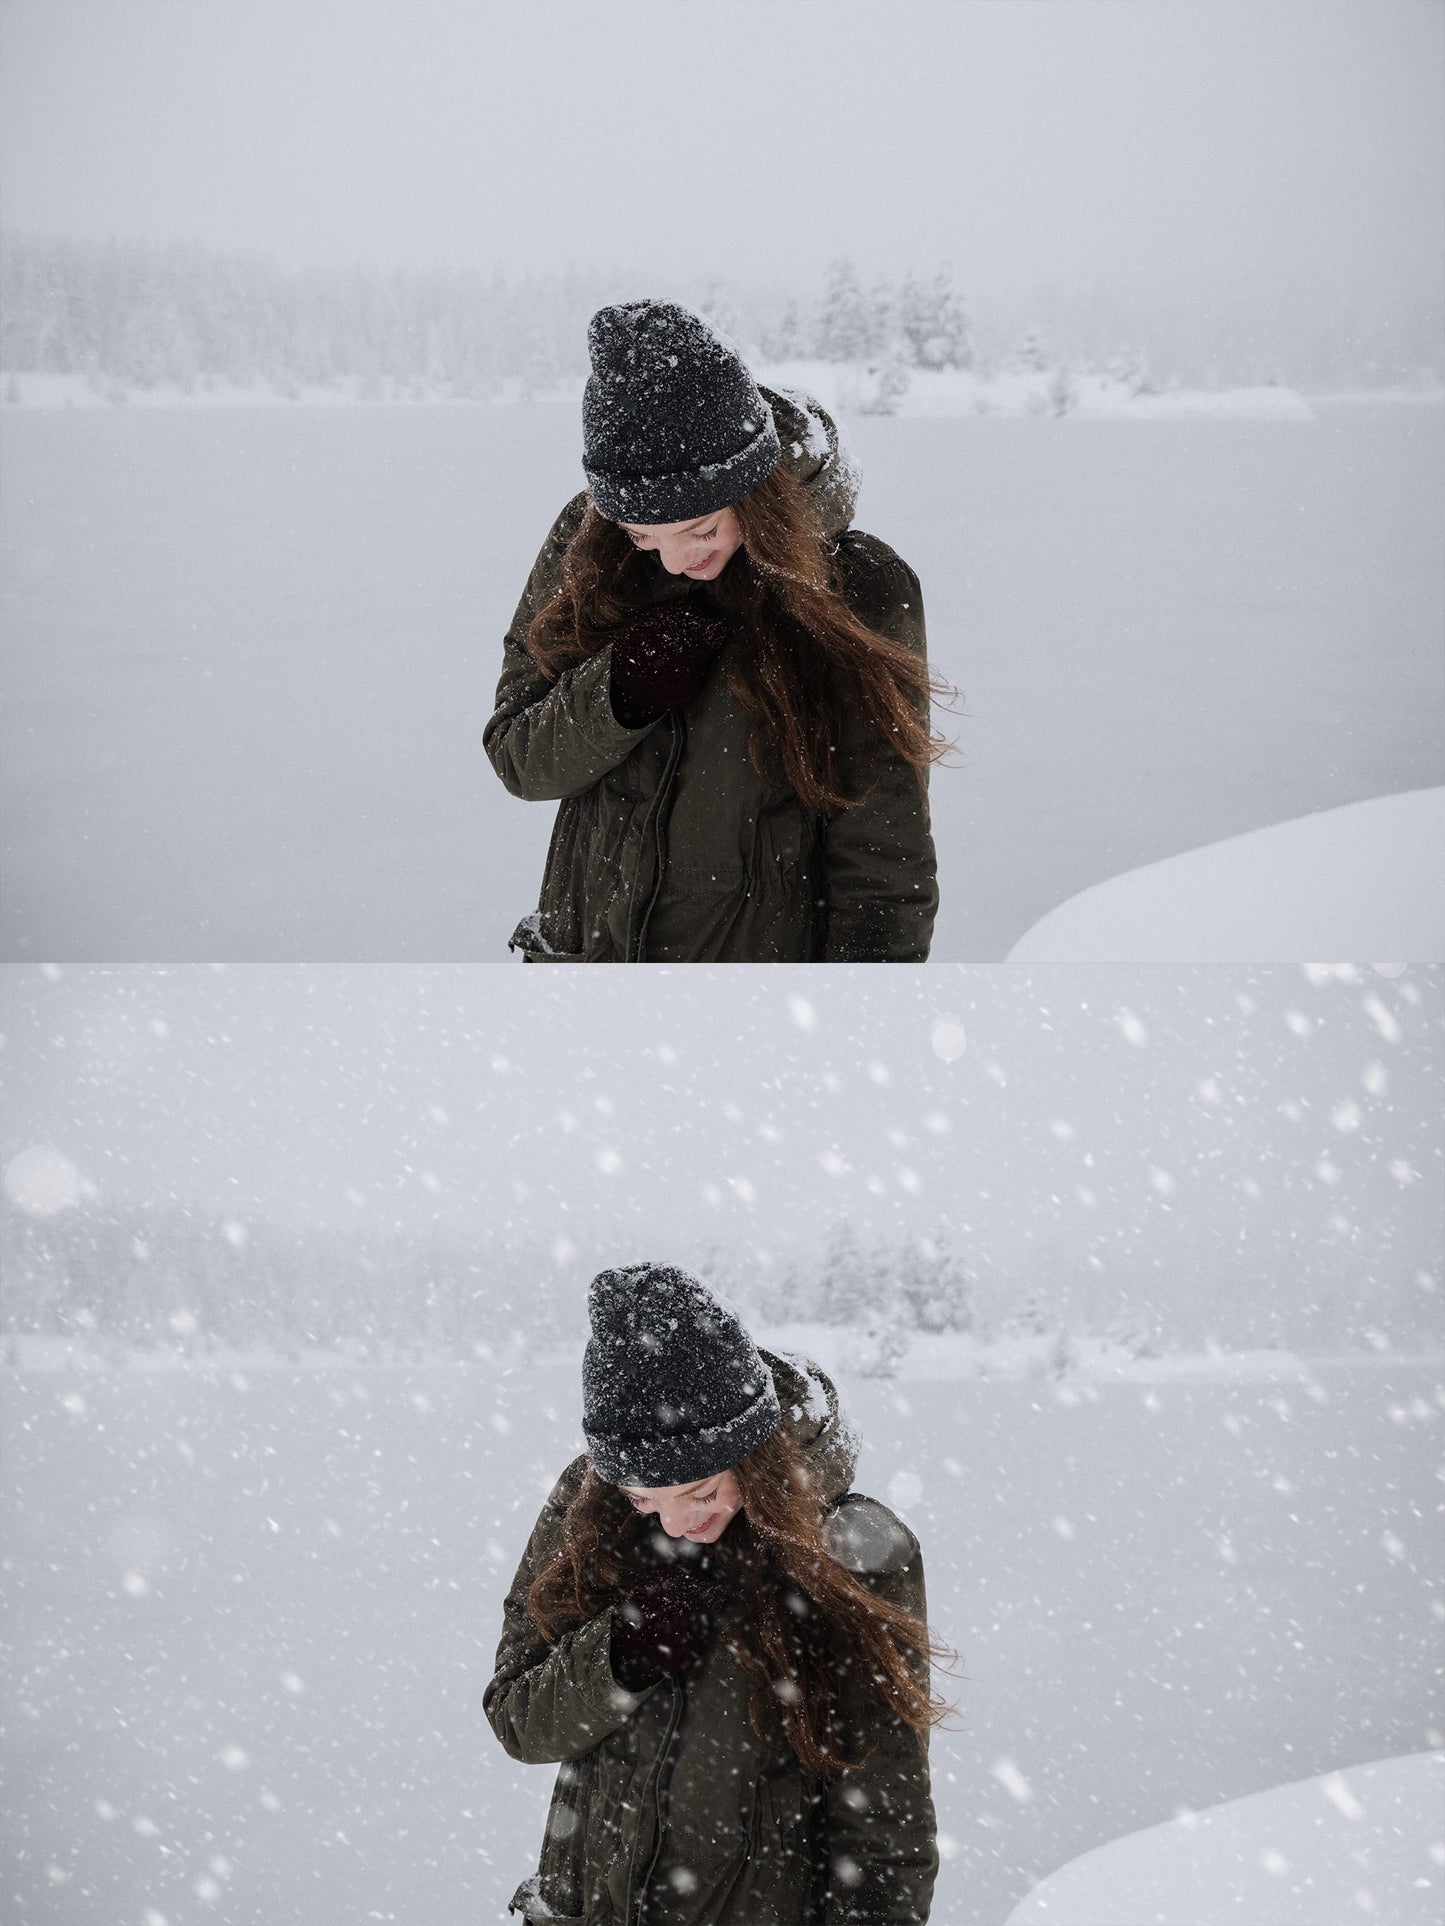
[485,1263,949,1924]
[484,300,948,963]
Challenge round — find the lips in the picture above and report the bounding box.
[685,554,717,574]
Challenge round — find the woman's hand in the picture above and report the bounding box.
[609,1564,730,1691]
[608,603,731,728]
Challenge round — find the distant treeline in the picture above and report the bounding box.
[2,1199,1429,1363]
[0,233,611,398]
[4,232,1433,399]
[0,234,978,398]
[0,1203,983,1360]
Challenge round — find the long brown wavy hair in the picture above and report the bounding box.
[525,460,955,816]
[526,1425,956,1778]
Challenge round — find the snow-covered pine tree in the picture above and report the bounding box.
[899,266,974,369]
[1048,363,1078,416]
[896,1237,973,1332]
[816,258,873,364]
[816,1219,875,1323]
[1013,324,1050,373]
[842,1235,911,1377]
[847,347,910,416]
[1106,343,1153,396]
[759,298,806,362]
[865,274,895,359]
[1014,1289,1051,1336]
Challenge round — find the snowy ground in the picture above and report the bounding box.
[1002,1750,1445,1925]
[1,402,1441,962]
[755,358,1320,421]
[11,367,1444,420]
[0,365,1339,419]
[1005,786,1445,962]
[3,1351,1440,1926]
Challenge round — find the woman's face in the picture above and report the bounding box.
[617,506,744,581]
[618,1467,744,1543]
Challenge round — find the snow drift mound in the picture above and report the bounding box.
[1006,788,1445,961]
[1003,1751,1445,1925]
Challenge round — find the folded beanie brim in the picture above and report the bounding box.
[584,413,782,524]
[585,1368,781,1488]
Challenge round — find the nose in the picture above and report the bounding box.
[657,547,691,575]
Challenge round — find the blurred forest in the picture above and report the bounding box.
[3,1197,1434,1366]
[3,232,1438,403]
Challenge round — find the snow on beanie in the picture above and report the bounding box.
[581,301,782,524]
[582,1262,782,1487]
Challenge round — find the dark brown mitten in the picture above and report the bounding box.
[609,1565,730,1691]
[608,602,730,728]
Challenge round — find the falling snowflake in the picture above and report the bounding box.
[991,1757,1034,1803]
[930,1015,967,1062]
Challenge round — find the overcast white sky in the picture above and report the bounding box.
[2,0,1441,319]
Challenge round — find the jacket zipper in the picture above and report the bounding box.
[628,712,686,962]
[622,1675,684,1926]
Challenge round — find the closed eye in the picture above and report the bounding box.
[625,526,718,547]
[625,1487,719,1509]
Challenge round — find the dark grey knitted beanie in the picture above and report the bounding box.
[582,1263,782,1486]
[581,301,782,524]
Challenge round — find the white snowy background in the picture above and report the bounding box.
[2,962,1441,1923]
[1,0,1442,962]
[1,402,1441,963]
[2,4,1443,1912]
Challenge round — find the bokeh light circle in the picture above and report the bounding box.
[930,1015,968,1063]
[4,1144,83,1216]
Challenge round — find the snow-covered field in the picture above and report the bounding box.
[3,1350,1440,1926]
[755,358,1321,422]
[0,364,1335,419]
[2,403,1441,962]
[1005,786,1445,962]
[1002,1750,1445,1925]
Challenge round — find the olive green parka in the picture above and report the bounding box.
[484,1352,939,1926]
[483,389,939,963]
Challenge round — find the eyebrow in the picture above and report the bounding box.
[618,514,718,535]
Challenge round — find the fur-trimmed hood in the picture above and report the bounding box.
[759,386,860,541]
[760,1346,859,1505]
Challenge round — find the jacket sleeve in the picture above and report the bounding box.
[821,1544,940,1924]
[822,556,940,963]
[483,1457,657,1765]
[483,496,660,802]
